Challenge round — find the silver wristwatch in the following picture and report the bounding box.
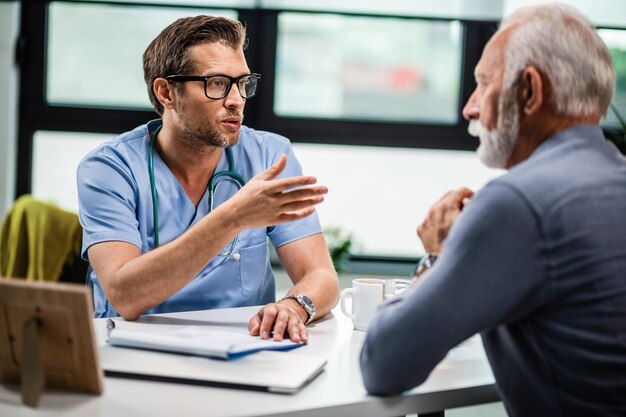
[282,294,316,325]
[413,253,438,278]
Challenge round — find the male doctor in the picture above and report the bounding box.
[77,15,339,343]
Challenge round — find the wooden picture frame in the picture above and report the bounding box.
[0,279,103,407]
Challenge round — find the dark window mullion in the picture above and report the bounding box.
[27,106,158,134]
[261,117,477,150]
[237,8,272,130]
[17,0,48,197]
[459,21,498,112]
[244,10,278,134]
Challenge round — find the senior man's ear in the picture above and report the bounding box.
[519,66,544,116]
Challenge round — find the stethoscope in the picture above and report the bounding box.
[148,124,246,260]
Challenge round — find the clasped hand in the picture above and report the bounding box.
[417,187,474,254]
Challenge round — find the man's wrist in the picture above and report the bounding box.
[412,253,438,279]
[280,294,316,325]
[278,298,309,323]
[212,202,245,235]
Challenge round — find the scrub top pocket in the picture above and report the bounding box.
[239,239,271,299]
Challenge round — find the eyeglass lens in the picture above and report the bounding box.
[206,75,259,99]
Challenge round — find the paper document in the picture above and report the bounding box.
[108,325,304,360]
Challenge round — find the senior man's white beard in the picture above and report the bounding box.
[468,93,520,169]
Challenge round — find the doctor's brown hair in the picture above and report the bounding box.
[143,15,247,116]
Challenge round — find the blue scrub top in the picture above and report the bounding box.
[77,120,322,318]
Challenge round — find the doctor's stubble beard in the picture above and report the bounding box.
[468,86,521,169]
[176,99,244,151]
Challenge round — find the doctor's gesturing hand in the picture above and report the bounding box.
[220,154,328,232]
[417,187,474,255]
[216,154,335,343]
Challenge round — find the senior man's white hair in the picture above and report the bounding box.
[500,2,615,119]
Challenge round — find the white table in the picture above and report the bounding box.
[0,305,499,417]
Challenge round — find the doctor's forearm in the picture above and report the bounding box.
[284,269,339,321]
[276,234,340,322]
[94,207,242,320]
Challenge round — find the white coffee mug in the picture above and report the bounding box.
[340,279,385,331]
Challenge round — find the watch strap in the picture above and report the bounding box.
[413,253,438,278]
[282,294,315,325]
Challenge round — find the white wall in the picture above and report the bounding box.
[0,1,19,218]
[31,131,115,213]
[293,144,503,257]
[28,133,503,257]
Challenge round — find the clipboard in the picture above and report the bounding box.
[106,322,305,360]
[101,343,327,394]
[100,319,326,394]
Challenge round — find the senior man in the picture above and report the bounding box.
[361,4,626,416]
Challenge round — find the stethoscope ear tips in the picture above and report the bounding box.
[231,253,241,260]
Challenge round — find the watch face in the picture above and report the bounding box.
[299,294,313,308]
[288,294,315,325]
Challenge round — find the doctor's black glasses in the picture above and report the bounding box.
[165,73,261,100]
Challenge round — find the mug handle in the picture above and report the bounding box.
[340,288,355,319]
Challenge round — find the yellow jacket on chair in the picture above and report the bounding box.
[0,195,82,282]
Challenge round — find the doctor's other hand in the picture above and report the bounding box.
[417,187,474,254]
[221,154,327,231]
[248,301,308,343]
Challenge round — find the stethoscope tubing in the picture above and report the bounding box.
[148,124,246,255]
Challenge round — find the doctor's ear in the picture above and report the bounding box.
[519,66,543,115]
[153,78,176,110]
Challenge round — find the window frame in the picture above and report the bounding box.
[31,1,626,268]
[16,1,499,191]
[10,1,499,268]
[246,9,499,151]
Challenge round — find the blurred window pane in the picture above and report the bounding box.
[292,143,503,257]
[32,131,115,213]
[275,13,462,124]
[263,0,502,20]
[46,2,237,109]
[598,29,626,124]
[72,0,252,6]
